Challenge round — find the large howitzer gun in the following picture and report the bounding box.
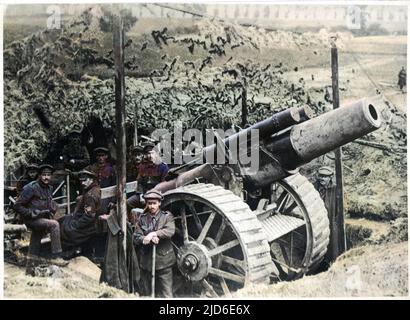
[103,99,381,297]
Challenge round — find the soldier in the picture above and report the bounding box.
[313,166,335,201]
[126,145,144,182]
[398,66,406,91]
[133,190,176,298]
[14,164,66,274]
[59,170,101,249]
[61,126,90,172]
[16,163,39,195]
[127,143,169,212]
[86,147,116,215]
[87,147,117,189]
[313,166,337,265]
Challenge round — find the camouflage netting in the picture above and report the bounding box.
[4,5,342,172]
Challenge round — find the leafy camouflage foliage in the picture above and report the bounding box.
[4,5,327,173]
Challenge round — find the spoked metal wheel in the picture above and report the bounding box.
[162,183,274,297]
[259,173,330,281]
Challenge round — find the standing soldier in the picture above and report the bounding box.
[14,164,66,274]
[127,143,169,212]
[59,170,101,249]
[16,163,39,195]
[398,66,406,92]
[313,166,337,264]
[61,126,90,172]
[133,190,176,298]
[60,126,91,211]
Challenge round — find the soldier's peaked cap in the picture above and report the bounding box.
[142,142,155,152]
[94,147,109,154]
[69,125,82,135]
[143,189,163,201]
[26,163,39,170]
[132,145,144,153]
[78,169,97,179]
[318,166,334,176]
[39,164,54,173]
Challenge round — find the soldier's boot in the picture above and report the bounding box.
[47,253,69,267]
[25,254,43,276]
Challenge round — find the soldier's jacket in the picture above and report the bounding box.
[136,161,168,193]
[16,175,37,195]
[62,143,90,171]
[133,210,176,271]
[59,181,101,246]
[86,162,116,216]
[87,162,117,188]
[14,180,55,221]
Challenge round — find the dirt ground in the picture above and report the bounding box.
[3,256,136,299]
[234,241,408,298]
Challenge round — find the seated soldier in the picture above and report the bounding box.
[59,170,102,253]
[14,164,67,274]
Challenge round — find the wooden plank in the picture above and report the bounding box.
[101,181,138,199]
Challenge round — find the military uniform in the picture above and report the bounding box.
[134,209,176,297]
[16,175,37,195]
[59,180,101,248]
[14,177,62,259]
[61,127,90,171]
[62,144,90,172]
[127,155,169,210]
[16,164,39,195]
[86,160,116,215]
[398,67,406,90]
[86,162,116,188]
[314,166,337,264]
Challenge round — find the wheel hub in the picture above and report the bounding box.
[177,242,212,281]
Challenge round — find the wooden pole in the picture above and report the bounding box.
[66,173,70,215]
[331,42,346,258]
[241,78,248,128]
[113,13,127,252]
[133,104,138,147]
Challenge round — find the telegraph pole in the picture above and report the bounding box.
[331,40,346,258]
[113,13,127,252]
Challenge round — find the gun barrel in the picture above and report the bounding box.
[201,107,302,161]
[244,99,381,187]
[289,98,381,164]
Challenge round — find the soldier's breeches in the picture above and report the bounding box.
[140,267,173,298]
[26,218,63,255]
